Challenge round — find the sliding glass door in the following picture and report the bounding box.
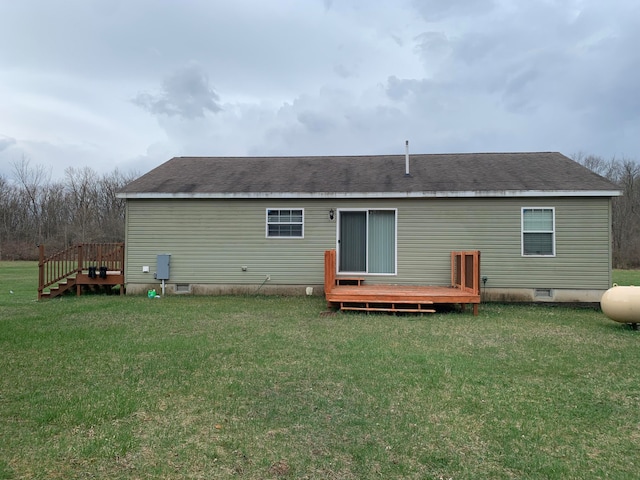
[338,209,396,274]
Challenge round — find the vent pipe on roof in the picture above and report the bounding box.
[405,140,410,176]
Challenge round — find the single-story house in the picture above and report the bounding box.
[117,152,621,302]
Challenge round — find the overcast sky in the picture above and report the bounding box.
[1,0,638,180]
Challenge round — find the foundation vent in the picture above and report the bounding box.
[534,288,553,298]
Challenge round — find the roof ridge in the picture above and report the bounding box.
[174,151,562,160]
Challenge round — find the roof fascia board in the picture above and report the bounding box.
[118,190,622,199]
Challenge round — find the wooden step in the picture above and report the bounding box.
[45,278,76,299]
[336,277,365,286]
[339,299,434,305]
[341,307,436,313]
[340,302,436,313]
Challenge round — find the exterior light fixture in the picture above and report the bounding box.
[329,209,335,220]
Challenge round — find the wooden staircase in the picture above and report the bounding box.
[44,276,78,298]
[38,243,125,300]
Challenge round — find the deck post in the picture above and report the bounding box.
[77,244,83,274]
[37,244,44,300]
[97,244,103,268]
[324,250,336,295]
[119,243,125,295]
[474,251,481,297]
[77,244,83,296]
[450,252,454,287]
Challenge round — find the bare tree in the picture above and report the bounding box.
[572,151,620,180]
[0,158,138,260]
[573,153,640,268]
[0,174,13,259]
[95,168,138,242]
[12,157,50,247]
[612,160,640,267]
[65,166,99,243]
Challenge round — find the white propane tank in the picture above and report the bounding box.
[601,284,640,328]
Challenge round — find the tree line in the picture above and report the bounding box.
[1,154,639,267]
[0,158,137,260]
[571,153,640,268]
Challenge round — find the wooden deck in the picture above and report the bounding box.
[324,249,481,315]
[38,243,125,299]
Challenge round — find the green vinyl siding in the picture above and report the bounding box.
[396,197,611,289]
[124,196,613,290]
[125,199,334,285]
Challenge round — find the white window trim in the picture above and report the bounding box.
[521,207,556,257]
[265,208,305,239]
[336,208,398,276]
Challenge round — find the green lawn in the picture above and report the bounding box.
[613,268,640,286]
[1,262,639,479]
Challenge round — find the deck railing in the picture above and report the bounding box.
[451,250,481,295]
[38,243,125,299]
[325,248,481,296]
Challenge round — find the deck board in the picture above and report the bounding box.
[327,285,480,311]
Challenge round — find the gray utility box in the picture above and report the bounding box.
[156,254,171,280]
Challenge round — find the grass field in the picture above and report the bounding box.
[1,262,639,479]
[612,269,640,287]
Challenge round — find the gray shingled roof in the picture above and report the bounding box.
[118,152,620,198]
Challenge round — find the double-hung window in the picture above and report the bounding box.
[266,209,304,238]
[522,207,555,256]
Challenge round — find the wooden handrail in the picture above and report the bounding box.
[38,243,125,299]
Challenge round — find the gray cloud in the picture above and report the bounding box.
[297,110,336,134]
[501,68,541,113]
[385,76,427,101]
[415,31,450,57]
[333,63,355,79]
[132,65,223,119]
[409,0,640,134]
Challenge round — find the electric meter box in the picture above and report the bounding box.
[156,254,171,280]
